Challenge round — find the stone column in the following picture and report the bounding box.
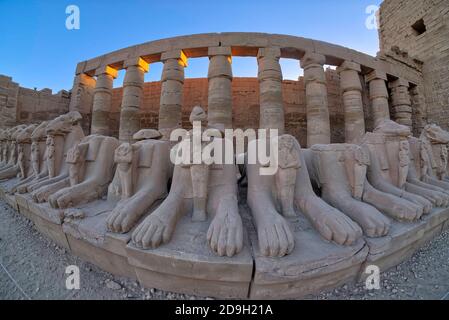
[337,61,365,144]
[366,70,390,127]
[389,79,412,129]
[207,46,233,129]
[158,50,187,140]
[257,47,285,134]
[119,57,149,143]
[409,84,427,136]
[69,71,96,134]
[91,66,117,136]
[301,52,331,147]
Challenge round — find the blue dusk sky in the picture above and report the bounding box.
[0,0,382,92]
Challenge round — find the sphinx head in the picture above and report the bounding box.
[46,111,82,136]
[421,124,449,145]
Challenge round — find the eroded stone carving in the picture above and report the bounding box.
[48,134,119,209]
[132,107,243,257]
[0,124,36,181]
[13,122,49,193]
[419,124,449,189]
[362,120,431,219]
[247,134,363,257]
[307,144,390,237]
[29,111,85,202]
[106,128,171,234]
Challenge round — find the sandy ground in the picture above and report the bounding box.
[0,199,448,300]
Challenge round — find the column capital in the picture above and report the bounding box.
[337,61,361,73]
[95,65,118,78]
[124,57,149,72]
[257,47,281,59]
[300,52,325,68]
[389,78,410,89]
[161,50,188,67]
[365,70,387,82]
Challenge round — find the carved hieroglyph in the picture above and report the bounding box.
[106,128,171,234]
[247,134,362,257]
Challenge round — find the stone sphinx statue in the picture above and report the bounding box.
[0,125,27,172]
[12,122,50,194]
[0,129,6,166]
[28,111,85,202]
[361,120,431,218]
[132,107,244,257]
[0,124,37,181]
[407,136,449,206]
[418,124,449,189]
[47,134,119,209]
[247,134,363,257]
[106,129,171,233]
[306,144,391,238]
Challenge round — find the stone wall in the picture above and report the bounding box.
[0,74,71,127]
[108,69,355,146]
[379,0,449,129]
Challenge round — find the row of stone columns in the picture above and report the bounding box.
[71,48,418,146]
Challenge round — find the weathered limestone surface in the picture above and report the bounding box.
[257,47,285,134]
[91,66,118,136]
[158,51,186,140]
[366,70,390,128]
[301,52,331,147]
[207,47,233,129]
[337,62,365,143]
[390,79,413,128]
[119,58,149,143]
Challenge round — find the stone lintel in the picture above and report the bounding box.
[95,65,118,78]
[300,52,326,68]
[208,46,232,57]
[389,78,410,89]
[124,57,150,72]
[257,47,281,59]
[75,61,87,75]
[365,70,387,82]
[337,61,361,73]
[161,50,188,67]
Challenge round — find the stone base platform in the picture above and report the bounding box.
[1,182,449,299]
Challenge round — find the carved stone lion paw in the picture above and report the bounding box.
[107,202,138,233]
[256,212,294,257]
[132,213,175,249]
[356,209,390,238]
[390,201,422,221]
[311,206,362,246]
[207,201,243,257]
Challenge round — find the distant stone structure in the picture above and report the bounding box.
[0,75,70,128]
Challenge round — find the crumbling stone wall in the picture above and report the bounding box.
[379,0,449,130]
[0,74,71,128]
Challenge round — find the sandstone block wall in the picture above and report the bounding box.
[379,0,449,129]
[0,74,71,127]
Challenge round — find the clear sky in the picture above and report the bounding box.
[0,0,382,92]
